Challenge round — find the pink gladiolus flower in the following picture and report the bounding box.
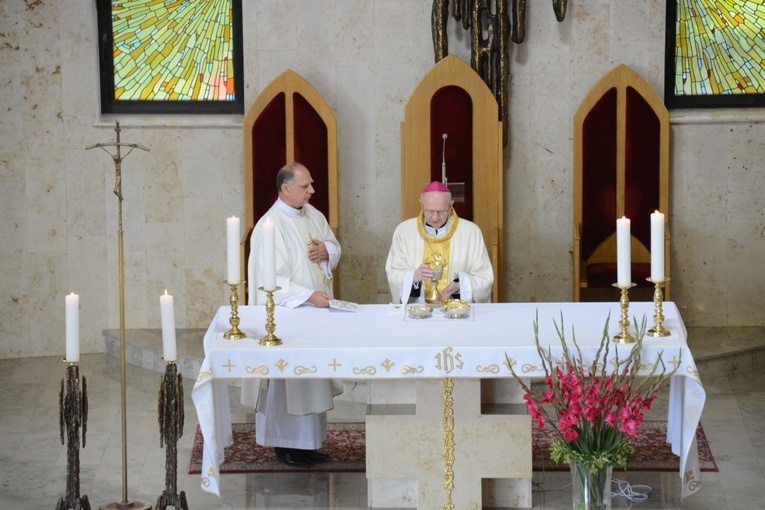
[563,427,579,441]
[620,418,639,436]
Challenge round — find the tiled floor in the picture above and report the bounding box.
[2,334,764,509]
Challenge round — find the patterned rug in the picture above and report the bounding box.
[188,420,718,474]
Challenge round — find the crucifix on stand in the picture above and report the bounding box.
[86,122,153,510]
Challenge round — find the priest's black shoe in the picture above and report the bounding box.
[305,450,330,463]
[274,447,313,468]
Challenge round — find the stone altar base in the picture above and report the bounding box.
[366,378,532,509]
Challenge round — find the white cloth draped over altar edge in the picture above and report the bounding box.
[191,301,705,500]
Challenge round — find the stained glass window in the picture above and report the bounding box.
[97,0,243,114]
[665,0,765,108]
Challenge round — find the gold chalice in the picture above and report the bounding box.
[425,259,446,304]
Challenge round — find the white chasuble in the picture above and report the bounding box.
[385,213,494,304]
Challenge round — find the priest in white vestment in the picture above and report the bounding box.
[243,162,343,468]
[386,181,494,304]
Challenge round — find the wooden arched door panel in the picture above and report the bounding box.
[242,70,338,297]
[401,55,504,301]
[573,64,670,302]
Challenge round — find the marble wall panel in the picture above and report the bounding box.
[145,222,186,328]
[106,249,147,330]
[206,128,245,208]
[685,280,730,327]
[185,198,226,270]
[3,0,765,359]
[725,218,765,326]
[25,157,68,253]
[0,2,21,67]
[0,159,27,252]
[28,251,68,357]
[0,248,30,358]
[295,3,337,99]
[254,49,298,97]
[337,63,376,189]
[65,118,108,239]
[59,1,98,118]
[256,0,297,52]
[336,0,376,65]
[68,234,108,354]
[185,267,225,328]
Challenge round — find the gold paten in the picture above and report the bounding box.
[408,305,434,319]
[442,299,469,309]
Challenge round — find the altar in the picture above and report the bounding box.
[191,301,705,507]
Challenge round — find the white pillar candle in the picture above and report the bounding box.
[651,211,665,282]
[160,289,177,361]
[263,217,276,291]
[227,216,240,284]
[616,217,632,287]
[65,292,80,362]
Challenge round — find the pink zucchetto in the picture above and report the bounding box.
[422,181,450,193]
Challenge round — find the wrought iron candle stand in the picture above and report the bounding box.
[155,361,187,510]
[646,277,671,337]
[612,283,636,344]
[259,287,282,346]
[56,361,91,510]
[224,281,247,340]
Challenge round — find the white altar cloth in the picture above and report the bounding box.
[191,301,705,500]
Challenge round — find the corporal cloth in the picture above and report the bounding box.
[243,199,342,448]
[386,213,494,303]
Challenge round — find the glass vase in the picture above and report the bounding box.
[569,461,613,510]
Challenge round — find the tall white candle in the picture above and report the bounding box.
[227,216,240,284]
[651,211,665,282]
[160,289,177,361]
[65,292,80,362]
[616,217,632,287]
[263,217,276,291]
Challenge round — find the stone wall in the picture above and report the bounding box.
[1,0,764,358]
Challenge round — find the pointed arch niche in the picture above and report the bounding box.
[573,64,670,302]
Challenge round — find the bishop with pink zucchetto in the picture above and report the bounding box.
[385,181,494,304]
[421,180,450,193]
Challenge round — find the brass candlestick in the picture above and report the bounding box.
[612,283,636,344]
[155,361,188,510]
[646,277,671,337]
[57,361,91,510]
[223,281,247,339]
[259,286,282,346]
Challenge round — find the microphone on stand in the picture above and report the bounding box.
[441,133,448,185]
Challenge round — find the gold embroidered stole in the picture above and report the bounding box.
[294,216,331,293]
[418,211,459,292]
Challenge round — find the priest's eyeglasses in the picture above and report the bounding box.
[423,208,451,217]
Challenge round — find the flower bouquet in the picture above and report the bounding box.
[506,312,679,509]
